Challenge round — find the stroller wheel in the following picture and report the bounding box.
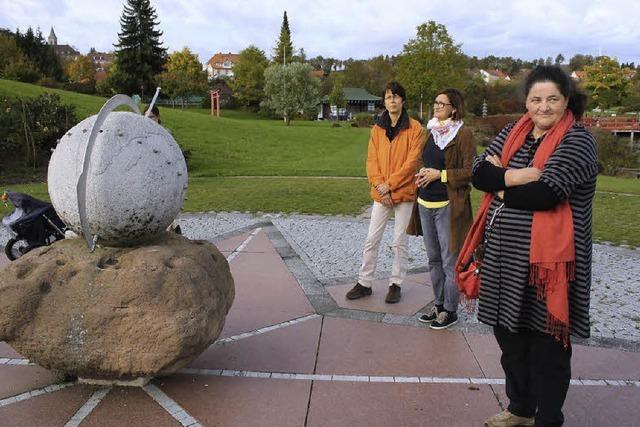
[5,238,29,261]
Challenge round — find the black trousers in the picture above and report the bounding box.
[493,326,572,427]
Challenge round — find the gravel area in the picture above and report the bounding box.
[2,211,639,342]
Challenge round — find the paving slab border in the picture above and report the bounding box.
[215,221,640,353]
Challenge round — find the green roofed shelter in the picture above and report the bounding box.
[320,87,383,120]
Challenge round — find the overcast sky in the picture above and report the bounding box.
[1,0,639,65]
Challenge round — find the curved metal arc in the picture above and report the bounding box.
[76,95,141,251]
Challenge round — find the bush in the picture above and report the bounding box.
[590,128,639,176]
[96,78,115,97]
[63,80,96,94]
[0,93,77,168]
[37,77,61,89]
[475,114,521,135]
[2,58,41,83]
[352,112,374,128]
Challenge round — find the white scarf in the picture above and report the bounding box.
[427,118,463,150]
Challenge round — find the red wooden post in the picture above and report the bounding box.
[209,90,221,117]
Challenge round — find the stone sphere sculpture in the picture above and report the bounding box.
[48,111,187,246]
[0,97,235,384]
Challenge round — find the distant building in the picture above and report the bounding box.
[479,69,511,84]
[88,48,115,71]
[47,27,80,61]
[320,87,383,120]
[310,69,327,78]
[206,52,240,79]
[571,71,586,81]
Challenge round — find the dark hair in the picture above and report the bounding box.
[383,81,406,102]
[524,65,587,120]
[436,88,465,120]
[144,105,160,116]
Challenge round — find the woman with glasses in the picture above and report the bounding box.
[414,88,475,329]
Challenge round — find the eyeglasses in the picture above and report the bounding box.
[384,94,402,101]
[433,101,452,108]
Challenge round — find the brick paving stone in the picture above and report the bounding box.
[191,316,321,374]
[316,317,484,378]
[82,387,180,427]
[156,374,311,427]
[326,276,434,316]
[0,385,95,426]
[307,381,500,427]
[0,342,22,359]
[220,232,315,339]
[0,365,64,400]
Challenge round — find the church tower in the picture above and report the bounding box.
[48,27,57,45]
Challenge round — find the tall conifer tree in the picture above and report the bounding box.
[273,11,293,64]
[112,0,167,96]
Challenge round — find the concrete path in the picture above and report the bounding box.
[1,223,639,426]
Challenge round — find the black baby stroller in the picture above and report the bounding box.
[2,191,66,261]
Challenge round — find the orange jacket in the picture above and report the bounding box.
[366,116,425,203]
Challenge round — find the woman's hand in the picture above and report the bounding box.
[375,183,390,196]
[415,168,441,187]
[380,192,393,207]
[505,167,542,186]
[486,154,503,168]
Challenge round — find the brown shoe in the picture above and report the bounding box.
[346,283,372,300]
[385,284,401,304]
[484,410,534,427]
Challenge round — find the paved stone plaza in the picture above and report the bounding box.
[1,214,639,426]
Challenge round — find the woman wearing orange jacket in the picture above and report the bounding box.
[346,81,425,304]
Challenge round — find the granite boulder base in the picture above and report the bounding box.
[0,232,234,381]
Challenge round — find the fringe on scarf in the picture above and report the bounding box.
[530,261,575,349]
[546,311,570,349]
[529,261,575,298]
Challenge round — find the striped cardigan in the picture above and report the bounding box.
[473,123,598,338]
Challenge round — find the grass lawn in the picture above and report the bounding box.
[1,79,371,178]
[593,175,640,195]
[1,79,638,247]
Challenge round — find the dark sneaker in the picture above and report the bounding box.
[384,284,401,304]
[418,305,443,323]
[484,410,534,427]
[429,311,458,330]
[346,283,372,300]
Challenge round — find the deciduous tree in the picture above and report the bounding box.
[231,45,269,109]
[0,33,40,82]
[328,77,346,118]
[262,62,320,125]
[157,47,208,108]
[583,56,630,109]
[395,21,466,110]
[66,55,96,82]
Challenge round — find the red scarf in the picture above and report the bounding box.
[456,110,576,346]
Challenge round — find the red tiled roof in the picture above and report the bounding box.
[206,52,240,68]
[487,69,509,79]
